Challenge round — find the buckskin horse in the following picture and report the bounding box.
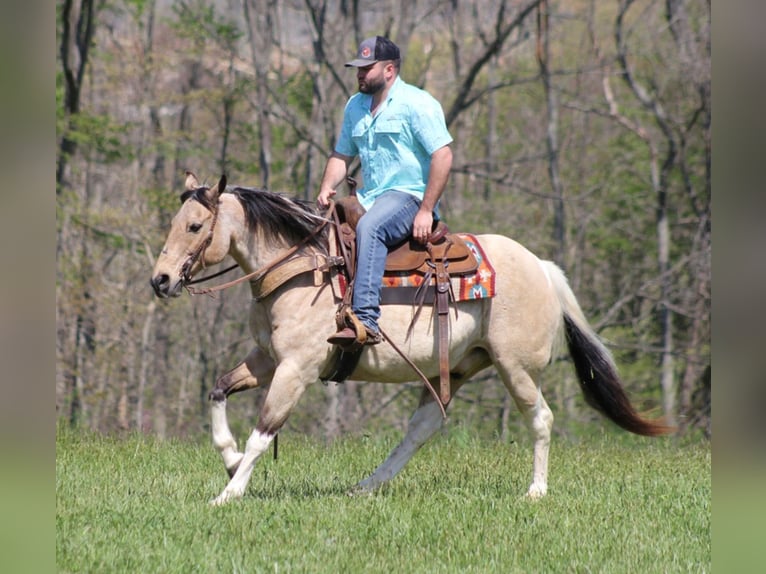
[150,172,671,506]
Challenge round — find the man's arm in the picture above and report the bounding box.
[413,145,453,243]
[317,151,353,207]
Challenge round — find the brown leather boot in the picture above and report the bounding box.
[327,326,382,348]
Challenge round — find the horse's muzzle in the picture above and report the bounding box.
[150,274,183,298]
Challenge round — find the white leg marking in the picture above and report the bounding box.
[356,401,443,492]
[526,390,553,499]
[210,400,244,473]
[211,429,273,506]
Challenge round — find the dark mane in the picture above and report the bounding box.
[180,185,328,251]
[228,186,329,251]
[180,187,217,211]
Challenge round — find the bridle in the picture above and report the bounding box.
[179,193,222,286]
[174,196,448,418]
[181,199,338,297]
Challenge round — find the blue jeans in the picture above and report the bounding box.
[353,191,421,333]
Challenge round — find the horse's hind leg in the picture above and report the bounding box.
[355,373,471,493]
[354,387,445,493]
[209,347,275,478]
[355,349,490,493]
[500,365,554,499]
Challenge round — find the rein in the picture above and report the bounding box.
[186,263,239,286]
[179,195,446,418]
[184,202,337,297]
[180,195,221,285]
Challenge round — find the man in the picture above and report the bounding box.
[318,35,453,347]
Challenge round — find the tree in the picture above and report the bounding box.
[55,0,710,439]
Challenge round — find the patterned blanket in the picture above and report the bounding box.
[337,233,496,303]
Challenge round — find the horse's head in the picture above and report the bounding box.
[150,172,230,298]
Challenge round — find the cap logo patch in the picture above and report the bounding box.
[361,46,372,58]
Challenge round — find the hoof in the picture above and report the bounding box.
[210,489,241,506]
[209,388,226,402]
[346,485,375,498]
[348,477,383,497]
[526,483,548,500]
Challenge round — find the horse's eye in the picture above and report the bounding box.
[188,223,203,233]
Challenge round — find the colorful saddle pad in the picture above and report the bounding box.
[337,234,496,303]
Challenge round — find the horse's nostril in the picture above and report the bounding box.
[150,274,170,296]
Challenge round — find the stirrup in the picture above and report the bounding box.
[327,325,382,349]
[329,308,382,349]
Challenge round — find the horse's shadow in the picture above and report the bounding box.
[231,481,390,502]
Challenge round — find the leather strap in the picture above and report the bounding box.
[250,254,342,301]
[186,204,336,297]
[430,241,454,406]
[377,325,446,419]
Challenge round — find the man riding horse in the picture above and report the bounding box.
[317,36,453,349]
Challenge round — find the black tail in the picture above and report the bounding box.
[564,314,674,437]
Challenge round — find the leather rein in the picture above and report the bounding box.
[179,197,447,418]
[182,200,338,297]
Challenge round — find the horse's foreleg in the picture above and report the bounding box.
[210,401,244,477]
[211,361,307,506]
[354,388,445,493]
[209,347,275,479]
[210,428,275,506]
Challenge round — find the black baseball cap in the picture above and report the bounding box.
[345,36,401,67]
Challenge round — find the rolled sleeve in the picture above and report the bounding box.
[335,98,360,157]
[411,99,453,155]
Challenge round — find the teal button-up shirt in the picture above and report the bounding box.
[335,76,453,211]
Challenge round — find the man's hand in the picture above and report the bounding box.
[413,208,433,244]
[414,145,451,243]
[317,187,336,208]
[317,152,352,208]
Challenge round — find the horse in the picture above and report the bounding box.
[150,172,672,506]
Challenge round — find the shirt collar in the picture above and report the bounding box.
[387,76,404,101]
[360,75,404,113]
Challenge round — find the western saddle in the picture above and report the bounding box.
[325,191,479,409]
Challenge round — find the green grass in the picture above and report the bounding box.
[56,428,710,573]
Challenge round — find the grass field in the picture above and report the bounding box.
[56,427,710,573]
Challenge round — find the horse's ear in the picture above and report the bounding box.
[184,171,200,191]
[207,174,227,202]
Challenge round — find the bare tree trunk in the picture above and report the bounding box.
[678,214,710,434]
[655,164,676,425]
[444,0,543,127]
[678,284,705,434]
[58,0,101,428]
[484,55,497,202]
[137,300,156,431]
[393,0,417,56]
[57,0,100,193]
[219,47,239,175]
[244,0,276,189]
[500,393,512,441]
[324,382,340,440]
[536,0,565,267]
[614,0,679,426]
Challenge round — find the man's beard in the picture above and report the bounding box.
[359,75,385,94]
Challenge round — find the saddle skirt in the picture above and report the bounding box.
[331,197,496,304]
[380,233,496,303]
[323,195,496,402]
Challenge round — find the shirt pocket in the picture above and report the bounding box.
[351,123,368,138]
[374,120,402,136]
[372,120,403,147]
